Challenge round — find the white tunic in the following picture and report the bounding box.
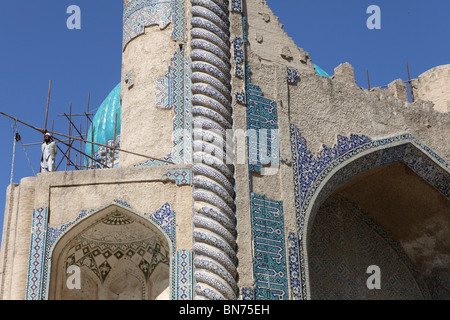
[41,142,55,172]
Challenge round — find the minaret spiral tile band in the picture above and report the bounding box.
[190,0,238,300]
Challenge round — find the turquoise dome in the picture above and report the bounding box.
[85,83,121,166]
[312,63,331,78]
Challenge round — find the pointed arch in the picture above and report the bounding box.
[289,126,450,299]
[31,200,176,300]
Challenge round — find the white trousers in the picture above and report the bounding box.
[41,159,55,172]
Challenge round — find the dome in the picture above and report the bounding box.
[85,83,121,168]
[312,63,331,78]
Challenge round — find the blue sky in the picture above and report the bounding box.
[266,0,450,85]
[0,0,448,246]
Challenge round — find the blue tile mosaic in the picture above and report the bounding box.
[287,67,299,84]
[245,64,280,173]
[162,168,192,185]
[233,37,244,78]
[289,125,450,299]
[156,72,171,109]
[231,0,242,13]
[288,232,302,300]
[250,193,288,300]
[26,201,184,300]
[177,249,193,300]
[172,0,186,42]
[123,0,173,50]
[25,208,49,300]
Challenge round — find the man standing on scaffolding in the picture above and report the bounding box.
[41,131,57,172]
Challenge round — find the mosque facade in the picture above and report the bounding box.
[1,0,449,300]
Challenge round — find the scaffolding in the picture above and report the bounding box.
[366,61,416,103]
[1,80,174,182]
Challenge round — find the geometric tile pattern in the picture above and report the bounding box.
[171,47,188,164]
[287,67,300,84]
[134,155,174,168]
[233,37,244,78]
[290,126,450,299]
[162,168,192,185]
[241,287,255,300]
[156,72,171,109]
[26,200,180,300]
[290,124,373,211]
[123,0,173,50]
[250,193,288,300]
[65,233,170,284]
[183,59,193,163]
[26,208,49,300]
[151,202,177,243]
[245,64,280,174]
[288,232,302,300]
[242,14,248,43]
[309,194,432,300]
[403,144,450,199]
[177,249,192,300]
[171,0,186,42]
[235,91,246,105]
[231,0,242,13]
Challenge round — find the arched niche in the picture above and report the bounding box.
[308,163,450,299]
[290,128,450,300]
[48,204,172,300]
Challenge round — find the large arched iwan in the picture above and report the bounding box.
[290,127,450,300]
[43,201,176,300]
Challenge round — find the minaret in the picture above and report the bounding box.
[120,0,182,167]
[119,0,239,300]
[189,0,238,300]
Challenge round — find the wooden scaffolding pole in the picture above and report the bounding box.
[79,124,82,169]
[111,113,118,168]
[0,111,175,165]
[10,121,18,186]
[406,62,415,103]
[66,103,72,170]
[91,125,94,169]
[44,80,52,131]
[56,139,79,171]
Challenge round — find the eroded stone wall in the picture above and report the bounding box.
[414,64,450,113]
[233,0,449,300]
[120,0,183,167]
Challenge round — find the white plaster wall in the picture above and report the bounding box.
[9,177,36,300]
[34,166,193,251]
[0,183,19,300]
[120,24,179,167]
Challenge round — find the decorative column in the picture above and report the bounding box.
[190,0,238,300]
